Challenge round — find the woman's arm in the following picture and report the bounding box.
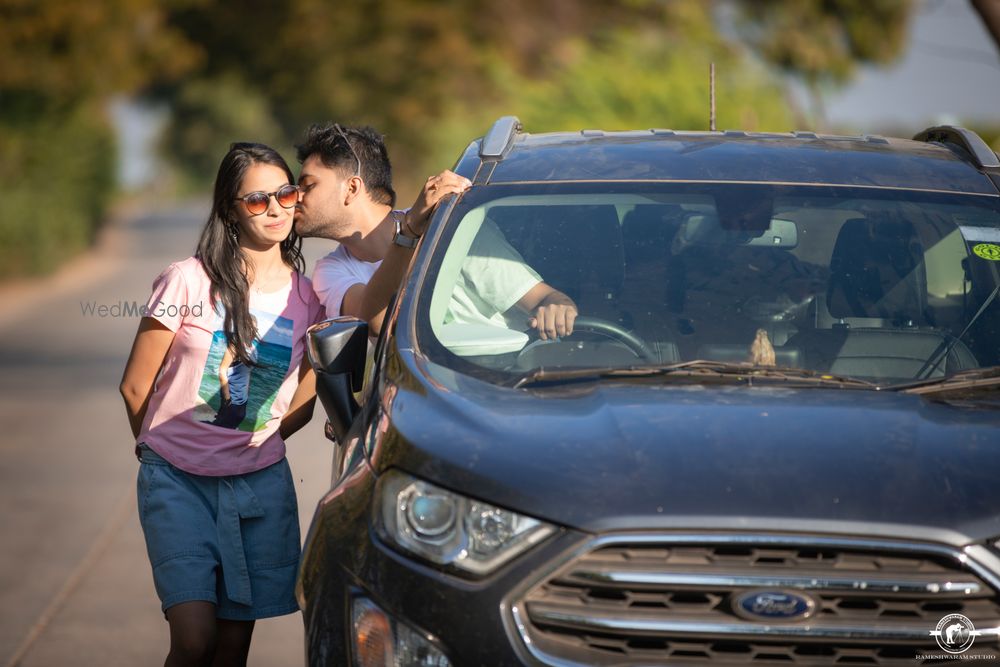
[217,346,234,402]
[120,317,176,439]
[279,357,317,441]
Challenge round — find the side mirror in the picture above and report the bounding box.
[307,317,369,442]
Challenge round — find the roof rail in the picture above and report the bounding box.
[480,116,522,159]
[914,126,1000,170]
[862,134,889,145]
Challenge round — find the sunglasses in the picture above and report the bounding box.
[235,184,300,216]
[334,123,362,177]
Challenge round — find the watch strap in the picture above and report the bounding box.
[392,212,419,249]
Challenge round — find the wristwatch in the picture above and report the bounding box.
[391,211,419,249]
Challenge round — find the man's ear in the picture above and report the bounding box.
[343,175,365,206]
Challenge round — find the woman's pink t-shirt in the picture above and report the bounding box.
[137,256,325,476]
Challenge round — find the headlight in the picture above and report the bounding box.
[377,470,555,575]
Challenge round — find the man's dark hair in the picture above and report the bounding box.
[296,123,396,207]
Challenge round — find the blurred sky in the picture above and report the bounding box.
[823,0,1000,131]
[111,99,167,190]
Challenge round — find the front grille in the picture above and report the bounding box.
[512,535,1000,665]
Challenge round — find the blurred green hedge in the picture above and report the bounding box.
[160,76,287,192]
[0,101,115,278]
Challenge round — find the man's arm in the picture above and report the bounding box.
[344,171,471,337]
[340,240,418,336]
[516,282,578,341]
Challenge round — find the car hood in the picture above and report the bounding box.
[372,355,1000,545]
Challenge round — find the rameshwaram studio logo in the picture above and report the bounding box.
[931,613,977,654]
[924,613,998,659]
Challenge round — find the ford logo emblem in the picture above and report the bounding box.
[732,590,817,622]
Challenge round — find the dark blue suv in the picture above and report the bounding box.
[298,118,1000,665]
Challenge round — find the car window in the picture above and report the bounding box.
[418,184,1000,385]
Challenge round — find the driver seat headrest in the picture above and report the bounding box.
[826,217,927,323]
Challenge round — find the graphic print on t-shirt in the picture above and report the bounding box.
[195,307,293,432]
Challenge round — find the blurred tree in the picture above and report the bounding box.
[0,100,116,277]
[0,0,200,103]
[733,0,914,83]
[731,0,915,125]
[0,0,201,276]
[155,0,671,181]
[152,0,917,190]
[424,18,794,174]
[161,75,286,189]
[1,0,928,278]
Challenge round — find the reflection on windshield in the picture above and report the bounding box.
[421,186,1000,386]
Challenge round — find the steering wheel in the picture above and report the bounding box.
[562,316,659,363]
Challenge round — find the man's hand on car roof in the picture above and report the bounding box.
[403,170,472,238]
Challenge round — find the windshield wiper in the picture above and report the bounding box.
[892,366,1000,396]
[511,360,879,389]
[914,283,1000,380]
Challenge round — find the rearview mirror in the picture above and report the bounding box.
[749,218,798,248]
[675,214,798,249]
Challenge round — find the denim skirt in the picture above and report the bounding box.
[136,444,301,620]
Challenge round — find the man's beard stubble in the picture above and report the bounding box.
[294,209,338,240]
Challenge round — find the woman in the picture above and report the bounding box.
[209,340,257,429]
[119,143,324,666]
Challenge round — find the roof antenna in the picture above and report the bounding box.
[709,62,716,131]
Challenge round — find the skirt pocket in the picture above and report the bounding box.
[241,458,301,571]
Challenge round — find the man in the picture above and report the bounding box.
[293,122,577,339]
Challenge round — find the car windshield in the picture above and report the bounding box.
[417,183,1000,387]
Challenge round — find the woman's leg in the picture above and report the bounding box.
[165,601,218,667]
[211,400,247,429]
[212,619,256,667]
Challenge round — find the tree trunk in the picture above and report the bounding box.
[971,0,1000,52]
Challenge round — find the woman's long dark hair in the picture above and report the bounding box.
[196,142,305,366]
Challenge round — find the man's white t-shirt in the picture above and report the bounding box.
[312,219,542,329]
[312,244,380,321]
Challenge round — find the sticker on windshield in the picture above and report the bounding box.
[972,243,1000,261]
[960,226,1000,243]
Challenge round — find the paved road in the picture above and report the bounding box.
[0,201,337,666]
